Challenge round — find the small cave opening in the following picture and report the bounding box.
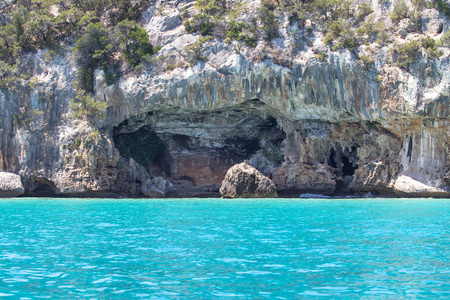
[341,155,356,176]
[328,146,358,176]
[328,146,359,194]
[26,177,58,197]
[406,135,413,163]
[328,148,337,169]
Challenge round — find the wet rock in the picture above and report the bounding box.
[0,172,25,197]
[220,163,278,198]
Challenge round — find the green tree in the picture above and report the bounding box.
[73,22,114,91]
[117,20,157,67]
[258,6,278,42]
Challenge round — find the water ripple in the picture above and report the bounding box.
[0,198,448,298]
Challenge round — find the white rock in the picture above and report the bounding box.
[0,172,25,197]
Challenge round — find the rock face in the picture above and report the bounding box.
[0,172,25,197]
[0,1,450,198]
[220,163,278,198]
[141,177,173,198]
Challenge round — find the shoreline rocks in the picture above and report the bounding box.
[0,172,25,197]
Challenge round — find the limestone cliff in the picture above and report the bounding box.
[1,0,449,197]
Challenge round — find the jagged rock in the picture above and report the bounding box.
[220,163,278,198]
[273,163,336,195]
[398,19,415,33]
[141,177,173,198]
[421,9,444,34]
[0,172,25,197]
[392,175,450,197]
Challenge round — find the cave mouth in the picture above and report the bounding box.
[328,146,359,194]
[328,146,358,176]
[113,126,168,173]
[112,103,286,196]
[25,176,58,197]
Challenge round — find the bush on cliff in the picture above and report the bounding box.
[258,6,279,42]
[422,35,442,58]
[184,14,214,36]
[390,0,409,25]
[395,41,421,69]
[69,90,108,126]
[117,20,159,68]
[226,20,257,47]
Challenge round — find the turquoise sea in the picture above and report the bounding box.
[0,198,449,299]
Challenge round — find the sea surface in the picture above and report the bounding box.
[0,198,449,299]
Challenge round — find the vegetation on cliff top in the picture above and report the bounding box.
[0,0,156,90]
[2,0,450,92]
[180,0,449,70]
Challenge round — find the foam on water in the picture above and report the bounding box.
[0,198,449,298]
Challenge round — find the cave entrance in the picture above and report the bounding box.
[328,146,358,194]
[342,155,356,176]
[113,126,170,176]
[112,103,286,197]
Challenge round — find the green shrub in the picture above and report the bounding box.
[422,35,442,58]
[434,0,450,17]
[311,0,343,18]
[226,21,257,47]
[73,23,114,92]
[357,3,374,21]
[324,20,357,50]
[184,14,214,36]
[358,54,374,70]
[390,0,409,24]
[195,0,227,16]
[258,6,279,42]
[184,36,212,66]
[69,90,108,124]
[395,40,421,69]
[117,20,159,68]
[315,51,327,61]
[127,26,155,67]
[439,29,450,46]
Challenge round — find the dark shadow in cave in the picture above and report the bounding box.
[328,146,359,194]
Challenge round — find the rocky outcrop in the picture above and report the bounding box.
[141,177,173,198]
[0,172,25,197]
[220,163,278,198]
[0,1,449,198]
[392,175,449,198]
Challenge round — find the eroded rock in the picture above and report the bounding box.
[220,163,278,198]
[0,172,25,197]
[141,177,173,198]
[393,175,450,197]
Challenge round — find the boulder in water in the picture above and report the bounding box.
[220,163,278,198]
